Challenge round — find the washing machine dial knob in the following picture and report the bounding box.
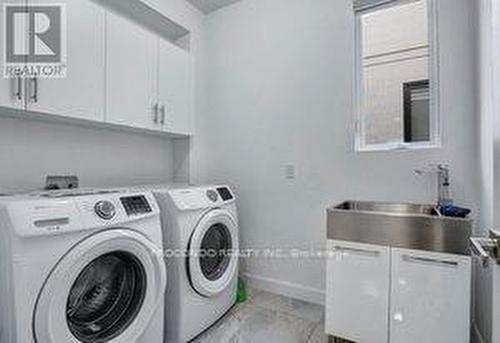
[206,190,219,202]
[95,201,116,220]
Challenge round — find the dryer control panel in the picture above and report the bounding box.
[168,185,235,211]
[216,187,234,201]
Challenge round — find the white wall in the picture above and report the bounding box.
[196,0,479,303]
[491,4,500,340]
[475,0,494,341]
[0,115,176,193]
[0,0,204,194]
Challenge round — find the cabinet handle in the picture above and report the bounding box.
[160,104,166,125]
[15,77,23,101]
[402,254,458,267]
[153,103,159,123]
[393,312,404,323]
[30,77,38,103]
[333,246,380,257]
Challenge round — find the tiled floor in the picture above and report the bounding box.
[192,289,329,343]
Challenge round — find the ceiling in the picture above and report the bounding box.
[186,0,243,14]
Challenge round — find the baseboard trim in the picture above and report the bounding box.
[243,273,325,305]
[472,320,487,343]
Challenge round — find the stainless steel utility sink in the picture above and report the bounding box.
[328,201,472,255]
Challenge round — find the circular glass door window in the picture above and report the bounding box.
[199,223,233,281]
[66,251,146,343]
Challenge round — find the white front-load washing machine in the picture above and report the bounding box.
[151,185,239,343]
[0,188,167,343]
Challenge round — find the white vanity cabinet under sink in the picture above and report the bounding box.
[326,240,471,343]
[326,241,390,343]
[390,248,471,343]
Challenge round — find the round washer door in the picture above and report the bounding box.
[34,229,166,343]
[188,209,239,297]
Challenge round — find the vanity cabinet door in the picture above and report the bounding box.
[325,240,390,343]
[390,248,471,343]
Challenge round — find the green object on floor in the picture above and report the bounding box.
[236,278,248,303]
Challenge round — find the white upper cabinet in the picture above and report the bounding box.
[27,0,105,121]
[325,240,390,343]
[0,0,26,110]
[389,248,471,343]
[105,11,159,130]
[157,39,194,135]
[0,0,194,136]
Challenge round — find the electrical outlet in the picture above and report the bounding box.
[284,164,297,180]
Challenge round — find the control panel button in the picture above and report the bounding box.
[95,201,116,220]
[206,190,219,202]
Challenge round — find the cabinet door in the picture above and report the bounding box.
[158,39,194,135]
[0,0,26,110]
[26,0,105,120]
[390,248,471,343]
[325,240,390,343]
[106,11,159,130]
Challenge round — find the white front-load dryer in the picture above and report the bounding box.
[0,189,167,343]
[151,185,239,343]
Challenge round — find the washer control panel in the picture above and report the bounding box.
[94,200,116,220]
[120,195,152,216]
[3,190,160,237]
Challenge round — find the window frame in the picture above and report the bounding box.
[353,0,441,152]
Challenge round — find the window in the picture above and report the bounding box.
[354,0,439,151]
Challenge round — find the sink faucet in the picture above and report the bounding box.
[437,164,453,206]
[414,164,453,207]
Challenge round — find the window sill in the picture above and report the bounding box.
[355,141,442,153]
